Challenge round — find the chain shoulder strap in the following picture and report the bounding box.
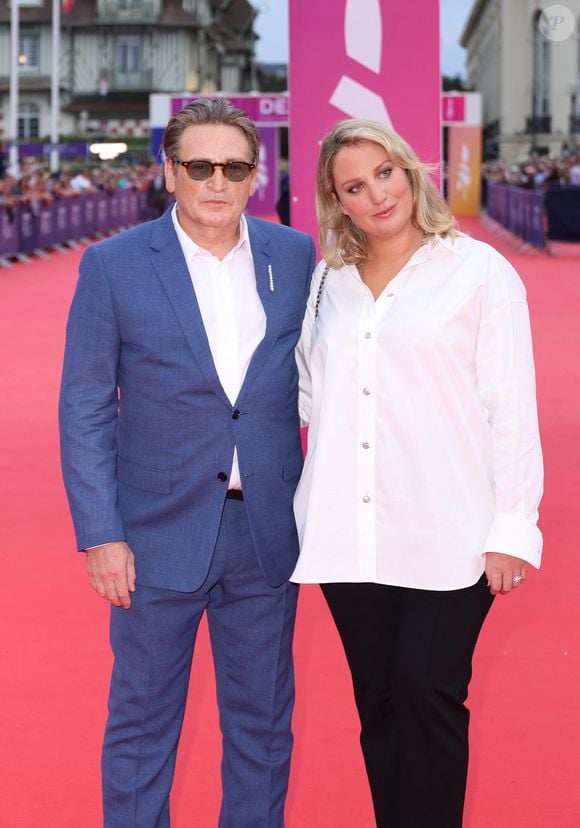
[314,265,330,319]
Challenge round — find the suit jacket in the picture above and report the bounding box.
[59,209,316,591]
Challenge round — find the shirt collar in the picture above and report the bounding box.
[427,233,463,257]
[171,203,251,266]
[392,232,461,271]
[373,232,463,283]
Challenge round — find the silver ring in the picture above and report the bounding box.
[512,575,523,584]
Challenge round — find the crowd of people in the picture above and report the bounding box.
[2,144,579,225]
[0,159,168,217]
[482,145,580,188]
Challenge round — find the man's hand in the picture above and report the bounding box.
[484,551,528,596]
[86,541,136,608]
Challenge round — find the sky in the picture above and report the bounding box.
[253,0,472,79]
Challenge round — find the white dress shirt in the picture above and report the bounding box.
[171,205,266,488]
[292,233,543,590]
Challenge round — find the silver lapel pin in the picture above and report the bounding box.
[268,264,275,292]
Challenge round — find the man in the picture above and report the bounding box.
[146,162,168,217]
[59,98,316,827]
[569,157,580,186]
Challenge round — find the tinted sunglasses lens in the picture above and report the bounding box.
[186,161,213,181]
[224,162,252,182]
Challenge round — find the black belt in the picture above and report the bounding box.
[226,489,244,501]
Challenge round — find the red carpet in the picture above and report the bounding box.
[1,219,579,826]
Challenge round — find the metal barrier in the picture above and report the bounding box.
[487,182,545,249]
[544,186,580,242]
[0,190,158,263]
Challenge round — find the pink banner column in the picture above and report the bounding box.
[289,0,441,239]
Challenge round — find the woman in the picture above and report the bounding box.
[292,119,543,827]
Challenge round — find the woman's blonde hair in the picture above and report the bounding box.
[317,119,456,267]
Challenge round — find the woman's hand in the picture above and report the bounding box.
[484,551,528,595]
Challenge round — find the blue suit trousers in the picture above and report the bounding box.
[102,498,299,827]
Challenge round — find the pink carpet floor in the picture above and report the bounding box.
[1,217,579,826]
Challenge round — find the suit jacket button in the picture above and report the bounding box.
[217,472,228,482]
[232,409,241,420]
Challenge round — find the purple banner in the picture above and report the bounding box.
[81,193,94,235]
[0,189,169,258]
[0,205,19,257]
[37,202,55,249]
[118,190,131,225]
[507,188,524,238]
[487,182,545,249]
[69,198,84,239]
[170,94,289,125]
[95,192,109,233]
[128,190,140,224]
[109,192,121,227]
[247,127,279,217]
[54,199,71,245]
[18,203,38,253]
[530,191,545,247]
[138,192,156,223]
[0,142,88,159]
[60,142,89,158]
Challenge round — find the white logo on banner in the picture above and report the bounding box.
[444,97,456,121]
[456,143,472,199]
[345,0,382,72]
[329,0,393,125]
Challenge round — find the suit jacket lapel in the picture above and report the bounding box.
[237,218,283,403]
[149,211,230,405]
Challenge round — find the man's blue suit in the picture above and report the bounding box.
[59,208,316,826]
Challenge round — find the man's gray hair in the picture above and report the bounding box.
[162,97,261,163]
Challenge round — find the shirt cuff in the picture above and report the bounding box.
[483,512,543,569]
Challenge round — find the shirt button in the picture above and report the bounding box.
[386,292,394,297]
[362,495,371,503]
[364,331,371,339]
[362,441,370,449]
[362,387,370,395]
[232,409,241,420]
[217,472,228,482]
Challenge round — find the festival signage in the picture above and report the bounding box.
[442,95,466,123]
[0,191,184,259]
[248,127,279,217]
[0,142,88,159]
[289,0,441,236]
[18,204,37,253]
[447,126,482,217]
[487,183,545,248]
[37,202,55,249]
[441,93,482,126]
[95,193,109,232]
[443,92,483,217]
[170,94,288,125]
[69,199,84,238]
[0,206,18,258]
[54,200,71,244]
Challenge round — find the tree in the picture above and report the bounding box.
[442,74,471,92]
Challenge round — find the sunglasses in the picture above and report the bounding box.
[173,158,256,183]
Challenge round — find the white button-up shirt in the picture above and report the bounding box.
[171,205,266,488]
[292,234,543,590]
